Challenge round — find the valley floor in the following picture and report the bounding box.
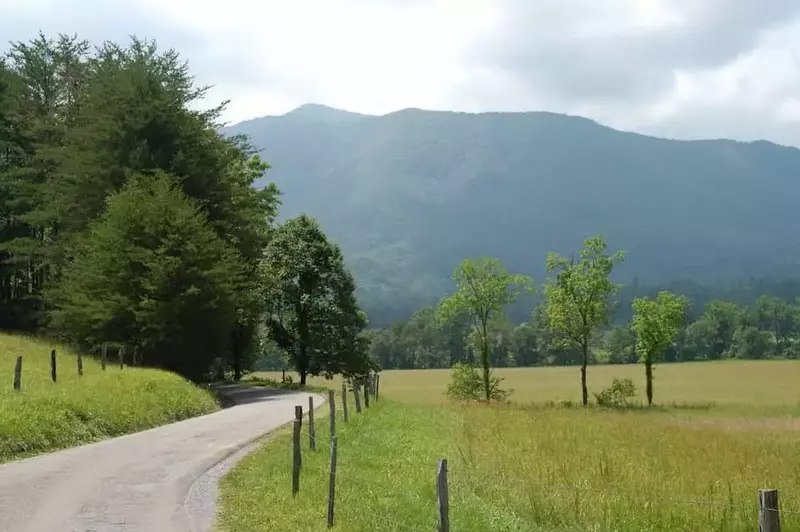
[220,361,800,531]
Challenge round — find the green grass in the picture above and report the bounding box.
[255,360,800,407]
[225,361,800,531]
[0,333,220,462]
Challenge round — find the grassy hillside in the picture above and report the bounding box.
[225,105,800,324]
[0,333,220,462]
[223,362,800,531]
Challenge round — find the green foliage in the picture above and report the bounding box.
[593,377,637,408]
[632,291,688,405]
[445,362,511,402]
[544,236,624,405]
[47,172,244,379]
[438,257,532,400]
[0,33,282,380]
[260,215,374,384]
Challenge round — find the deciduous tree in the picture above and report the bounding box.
[545,236,624,406]
[631,291,688,405]
[438,257,532,401]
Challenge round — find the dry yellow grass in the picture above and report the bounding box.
[255,360,800,407]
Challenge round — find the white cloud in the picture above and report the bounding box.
[2,0,800,145]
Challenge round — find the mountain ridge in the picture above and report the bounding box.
[223,105,800,325]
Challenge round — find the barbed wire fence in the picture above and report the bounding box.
[288,376,796,532]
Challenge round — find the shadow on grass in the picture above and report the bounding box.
[203,379,330,408]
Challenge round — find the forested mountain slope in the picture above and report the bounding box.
[225,104,800,325]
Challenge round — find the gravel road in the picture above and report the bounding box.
[0,384,323,531]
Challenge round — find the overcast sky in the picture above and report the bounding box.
[3,0,800,146]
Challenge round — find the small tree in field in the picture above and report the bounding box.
[631,291,688,405]
[438,258,532,401]
[545,236,624,407]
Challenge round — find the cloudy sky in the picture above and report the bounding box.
[3,0,800,146]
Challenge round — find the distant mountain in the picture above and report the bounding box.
[224,105,800,325]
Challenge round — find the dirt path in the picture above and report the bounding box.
[0,384,323,531]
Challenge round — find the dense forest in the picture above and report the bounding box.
[0,34,373,383]
[226,105,800,326]
[364,278,800,371]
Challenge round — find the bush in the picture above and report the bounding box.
[594,377,637,407]
[446,363,512,402]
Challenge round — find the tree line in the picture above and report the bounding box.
[0,33,373,383]
[368,239,800,385]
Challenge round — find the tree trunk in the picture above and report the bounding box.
[300,371,308,386]
[481,320,490,401]
[581,341,589,407]
[645,359,653,406]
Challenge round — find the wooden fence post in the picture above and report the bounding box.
[118,345,125,369]
[308,396,316,451]
[759,489,780,532]
[327,436,338,528]
[292,418,301,496]
[101,345,107,371]
[132,346,139,366]
[50,349,57,383]
[353,383,362,414]
[328,389,336,439]
[13,355,22,391]
[375,373,380,400]
[437,459,450,532]
[341,382,349,422]
[77,352,83,376]
[364,379,370,408]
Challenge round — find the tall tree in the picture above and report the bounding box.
[545,236,624,406]
[47,171,244,379]
[260,215,372,385]
[631,291,688,405]
[438,257,532,401]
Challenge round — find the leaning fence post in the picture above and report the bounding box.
[437,459,449,532]
[308,396,317,451]
[50,349,57,383]
[328,389,336,439]
[13,355,22,391]
[353,383,362,414]
[759,488,780,532]
[327,436,338,528]
[364,379,370,408]
[341,382,349,422]
[292,418,301,496]
[374,373,380,400]
[101,345,107,371]
[77,352,83,376]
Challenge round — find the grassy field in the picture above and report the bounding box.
[0,333,220,462]
[222,361,800,531]
[255,360,800,407]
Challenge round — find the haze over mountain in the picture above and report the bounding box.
[224,104,800,325]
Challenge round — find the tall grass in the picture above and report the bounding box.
[228,361,800,531]
[255,360,800,407]
[219,399,800,531]
[0,333,219,462]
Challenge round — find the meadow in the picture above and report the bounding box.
[0,333,220,462]
[221,361,800,531]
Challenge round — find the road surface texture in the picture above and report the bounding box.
[0,384,324,532]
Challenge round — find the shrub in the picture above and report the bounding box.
[594,377,637,407]
[446,363,512,402]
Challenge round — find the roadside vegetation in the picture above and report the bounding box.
[0,333,219,462]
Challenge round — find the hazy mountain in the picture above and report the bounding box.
[224,104,800,325]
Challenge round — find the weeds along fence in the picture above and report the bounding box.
[8,344,137,391]
[291,374,794,532]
